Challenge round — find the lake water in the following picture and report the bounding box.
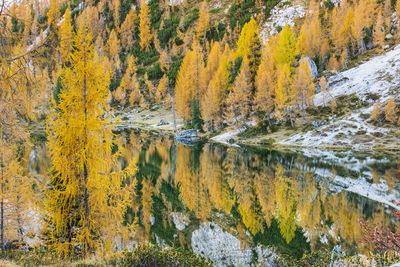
[30,129,399,265]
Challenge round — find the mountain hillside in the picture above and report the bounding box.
[2,0,400,265]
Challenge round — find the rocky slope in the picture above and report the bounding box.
[280,44,400,150]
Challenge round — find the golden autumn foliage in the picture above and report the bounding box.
[120,8,137,50]
[374,8,386,50]
[385,98,399,124]
[371,100,382,122]
[117,55,140,106]
[0,7,50,249]
[236,17,262,83]
[255,42,276,116]
[201,43,231,131]
[107,29,120,60]
[296,9,323,58]
[139,0,152,51]
[59,8,73,63]
[46,29,136,257]
[274,25,296,69]
[196,1,210,41]
[175,39,203,119]
[293,57,315,112]
[226,60,252,125]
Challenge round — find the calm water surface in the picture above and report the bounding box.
[30,129,399,261]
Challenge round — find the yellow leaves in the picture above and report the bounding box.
[155,75,169,104]
[46,29,136,257]
[296,11,323,58]
[275,63,292,115]
[374,8,385,50]
[121,8,137,49]
[107,29,120,60]
[275,164,297,243]
[59,8,73,63]
[371,100,382,122]
[47,0,60,28]
[226,59,252,124]
[274,25,296,68]
[175,39,204,119]
[255,36,277,114]
[385,98,399,124]
[139,0,152,51]
[293,57,315,108]
[196,1,210,40]
[236,17,261,80]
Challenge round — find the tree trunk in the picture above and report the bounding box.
[172,94,177,132]
[210,112,213,133]
[1,165,4,251]
[289,108,294,128]
[83,47,90,254]
[360,38,366,54]
[1,127,4,251]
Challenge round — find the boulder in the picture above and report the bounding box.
[176,129,198,139]
[305,56,318,78]
[157,118,169,126]
[176,130,199,146]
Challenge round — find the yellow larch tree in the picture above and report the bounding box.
[155,75,169,104]
[293,57,315,118]
[107,29,120,60]
[328,55,340,72]
[196,1,210,42]
[371,100,382,122]
[236,17,262,85]
[274,25,296,126]
[0,10,49,250]
[175,39,204,119]
[76,5,102,40]
[200,41,222,98]
[296,10,323,58]
[139,0,152,51]
[385,98,398,124]
[201,43,231,131]
[47,0,60,29]
[374,8,385,50]
[112,0,121,27]
[275,164,298,244]
[255,36,277,120]
[351,0,373,53]
[319,76,329,107]
[120,8,137,50]
[397,0,400,27]
[275,64,295,126]
[225,60,252,126]
[274,25,296,69]
[384,0,392,29]
[59,8,73,63]
[46,29,136,257]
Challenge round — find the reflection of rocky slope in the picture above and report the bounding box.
[191,222,277,267]
[280,45,400,150]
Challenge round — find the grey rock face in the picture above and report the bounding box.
[305,56,318,78]
[191,222,277,267]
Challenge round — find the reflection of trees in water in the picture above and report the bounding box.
[114,131,395,254]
